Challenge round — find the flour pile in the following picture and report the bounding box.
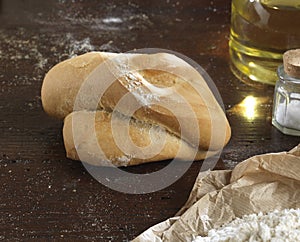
[193,208,300,242]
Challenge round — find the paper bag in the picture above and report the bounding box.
[133,144,300,242]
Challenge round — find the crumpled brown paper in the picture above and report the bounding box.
[133,144,300,242]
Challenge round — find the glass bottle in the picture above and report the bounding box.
[272,50,300,136]
[229,0,300,85]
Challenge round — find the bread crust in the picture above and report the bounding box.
[42,52,231,165]
[63,110,217,166]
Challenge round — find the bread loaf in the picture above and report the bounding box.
[42,51,231,166]
[63,110,217,166]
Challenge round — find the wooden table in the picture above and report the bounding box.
[0,0,299,240]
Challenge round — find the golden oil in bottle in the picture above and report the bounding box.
[229,0,300,85]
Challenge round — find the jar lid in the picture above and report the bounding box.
[283,49,300,79]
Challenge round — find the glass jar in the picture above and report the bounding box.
[272,65,300,136]
[229,0,300,85]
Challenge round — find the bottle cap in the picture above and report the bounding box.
[283,49,300,78]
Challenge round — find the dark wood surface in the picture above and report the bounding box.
[0,0,299,241]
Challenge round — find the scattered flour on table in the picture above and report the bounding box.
[0,28,99,95]
[0,29,95,69]
[64,33,95,58]
[193,208,300,242]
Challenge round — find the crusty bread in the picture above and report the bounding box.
[41,52,118,119]
[42,51,231,166]
[63,110,218,166]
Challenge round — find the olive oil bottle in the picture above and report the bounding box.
[229,0,300,85]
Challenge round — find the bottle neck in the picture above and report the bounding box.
[278,65,300,84]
